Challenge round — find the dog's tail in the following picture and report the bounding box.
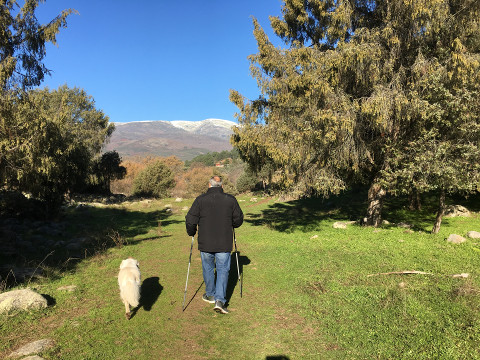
[120,279,140,308]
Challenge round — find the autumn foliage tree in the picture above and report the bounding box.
[231,0,480,230]
[176,165,214,198]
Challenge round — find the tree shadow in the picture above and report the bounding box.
[450,192,480,212]
[265,356,290,360]
[245,188,367,233]
[226,251,251,305]
[381,191,480,231]
[0,202,182,289]
[245,188,479,234]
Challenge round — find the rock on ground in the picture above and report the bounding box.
[444,205,471,217]
[446,234,467,244]
[333,222,347,229]
[8,339,54,358]
[0,288,48,314]
[333,221,356,229]
[466,231,480,239]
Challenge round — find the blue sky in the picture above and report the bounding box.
[35,0,284,123]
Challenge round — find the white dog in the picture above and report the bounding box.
[118,258,141,320]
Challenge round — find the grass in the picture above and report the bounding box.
[1,192,480,359]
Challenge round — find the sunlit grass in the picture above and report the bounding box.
[1,192,480,359]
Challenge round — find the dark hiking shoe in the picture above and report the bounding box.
[213,300,229,314]
[202,293,215,303]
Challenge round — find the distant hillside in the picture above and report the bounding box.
[104,119,236,161]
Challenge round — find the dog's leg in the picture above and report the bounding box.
[124,300,131,320]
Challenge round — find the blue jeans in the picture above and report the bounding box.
[200,251,231,304]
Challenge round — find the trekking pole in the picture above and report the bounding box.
[233,229,242,297]
[182,236,195,311]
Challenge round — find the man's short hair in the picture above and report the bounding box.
[209,176,222,187]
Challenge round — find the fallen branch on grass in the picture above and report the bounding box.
[367,271,470,278]
[367,270,433,277]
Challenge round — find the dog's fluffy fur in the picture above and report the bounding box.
[118,258,141,319]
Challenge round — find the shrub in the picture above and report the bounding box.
[132,161,175,198]
[236,170,258,193]
[111,156,183,196]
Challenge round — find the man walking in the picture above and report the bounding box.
[185,175,243,314]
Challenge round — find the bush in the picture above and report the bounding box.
[112,156,183,196]
[132,161,175,198]
[236,170,258,193]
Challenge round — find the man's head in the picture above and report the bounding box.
[209,176,222,188]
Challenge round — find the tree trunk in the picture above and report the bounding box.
[365,182,386,227]
[408,188,422,211]
[432,189,445,234]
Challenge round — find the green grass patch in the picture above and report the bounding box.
[1,193,480,359]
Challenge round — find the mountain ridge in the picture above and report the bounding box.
[105,119,237,160]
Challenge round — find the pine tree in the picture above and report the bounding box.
[231,0,480,228]
[0,0,76,90]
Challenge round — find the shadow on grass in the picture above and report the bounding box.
[130,276,163,319]
[245,188,480,234]
[382,191,480,232]
[0,203,182,289]
[41,293,57,307]
[226,251,250,305]
[451,192,480,212]
[245,189,367,233]
[140,276,163,311]
[182,281,204,312]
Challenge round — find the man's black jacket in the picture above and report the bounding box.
[185,186,243,252]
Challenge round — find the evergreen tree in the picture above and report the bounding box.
[92,151,127,194]
[231,0,480,228]
[4,86,113,214]
[1,0,76,214]
[0,0,76,90]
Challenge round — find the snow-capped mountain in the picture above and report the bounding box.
[170,118,236,132]
[106,119,237,160]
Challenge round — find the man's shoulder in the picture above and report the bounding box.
[193,192,209,201]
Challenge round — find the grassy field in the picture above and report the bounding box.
[1,191,480,359]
